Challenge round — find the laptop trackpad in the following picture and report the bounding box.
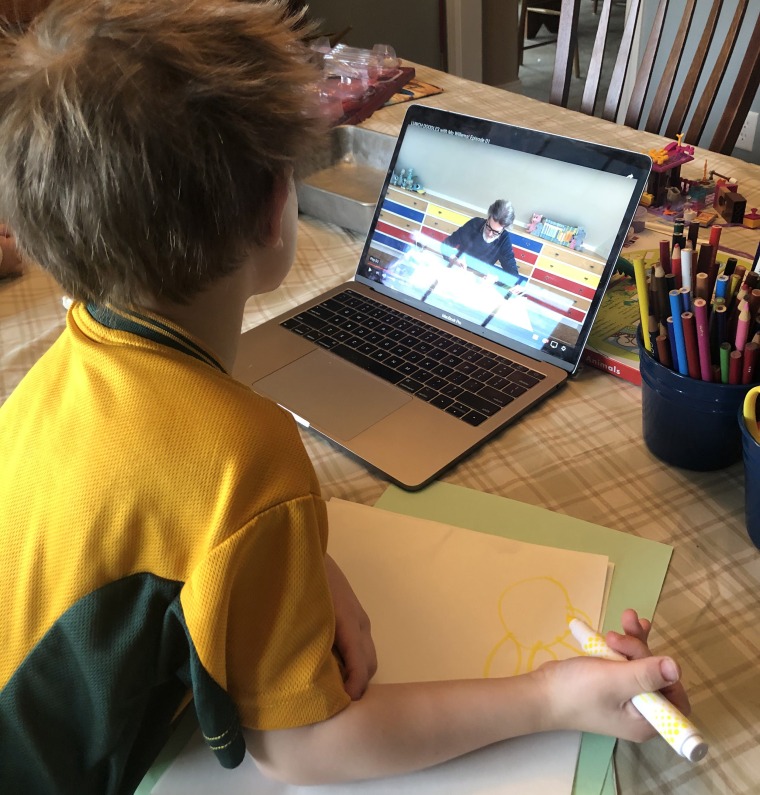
[253,349,411,441]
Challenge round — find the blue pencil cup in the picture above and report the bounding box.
[739,403,760,549]
[638,332,748,470]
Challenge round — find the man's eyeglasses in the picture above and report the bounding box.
[483,219,505,237]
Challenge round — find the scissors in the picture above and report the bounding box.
[742,386,760,444]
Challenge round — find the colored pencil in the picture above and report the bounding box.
[669,292,689,375]
[720,342,731,383]
[680,247,693,294]
[671,244,682,288]
[742,342,759,385]
[693,298,712,382]
[729,350,743,384]
[681,311,701,379]
[695,272,709,301]
[659,240,671,275]
[656,335,672,368]
[666,317,680,372]
[633,257,651,352]
[735,300,751,352]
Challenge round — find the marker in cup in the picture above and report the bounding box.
[568,618,708,762]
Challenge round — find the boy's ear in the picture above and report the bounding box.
[262,171,292,248]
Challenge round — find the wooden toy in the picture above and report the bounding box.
[695,207,718,227]
[645,136,695,207]
[715,186,747,223]
[744,208,760,230]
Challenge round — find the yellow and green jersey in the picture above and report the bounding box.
[0,303,349,794]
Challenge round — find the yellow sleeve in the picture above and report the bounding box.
[180,494,350,730]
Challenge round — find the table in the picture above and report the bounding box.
[2,64,759,795]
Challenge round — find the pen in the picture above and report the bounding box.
[568,618,708,763]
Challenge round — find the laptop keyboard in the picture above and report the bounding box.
[280,289,545,427]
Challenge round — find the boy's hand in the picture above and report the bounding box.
[541,653,684,741]
[324,555,377,700]
[606,608,690,717]
[540,608,690,740]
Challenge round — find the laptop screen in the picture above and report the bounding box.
[355,105,651,373]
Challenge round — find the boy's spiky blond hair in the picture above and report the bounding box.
[0,0,324,304]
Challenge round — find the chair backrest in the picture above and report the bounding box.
[550,0,760,155]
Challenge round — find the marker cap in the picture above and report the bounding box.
[680,734,708,762]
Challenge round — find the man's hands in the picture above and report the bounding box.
[324,554,377,700]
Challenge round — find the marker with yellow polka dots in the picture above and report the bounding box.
[569,618,708,762]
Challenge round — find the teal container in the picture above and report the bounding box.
[638,332,749,470]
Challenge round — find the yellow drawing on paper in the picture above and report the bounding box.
[483,576,592,677]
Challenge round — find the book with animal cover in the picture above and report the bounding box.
[582,246,756,385]
[582,273,642,385]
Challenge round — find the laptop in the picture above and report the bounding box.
[233,105,651,490]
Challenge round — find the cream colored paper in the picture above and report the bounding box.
[326,500,610,683]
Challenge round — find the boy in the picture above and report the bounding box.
[0,1,689,793]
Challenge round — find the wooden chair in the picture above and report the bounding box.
[549,0,760,155]
[518,1,580,79]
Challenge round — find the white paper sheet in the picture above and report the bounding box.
[154,499,610,795]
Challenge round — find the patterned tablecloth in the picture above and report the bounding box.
[2,64,759,795]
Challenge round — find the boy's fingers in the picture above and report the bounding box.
[658,657,681,684]
[606,630,651,660]
[627,656,680,698]
[627,657,692,717]
[342,658,369,700]
[619,608,651,641]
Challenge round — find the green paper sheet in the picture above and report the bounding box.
[374,482,671,795]
[601,760,617,795]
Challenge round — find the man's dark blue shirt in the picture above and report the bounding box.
[442,218,518,277]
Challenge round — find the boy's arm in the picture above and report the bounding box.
[245,673,545,785]
[244,646,686,786]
